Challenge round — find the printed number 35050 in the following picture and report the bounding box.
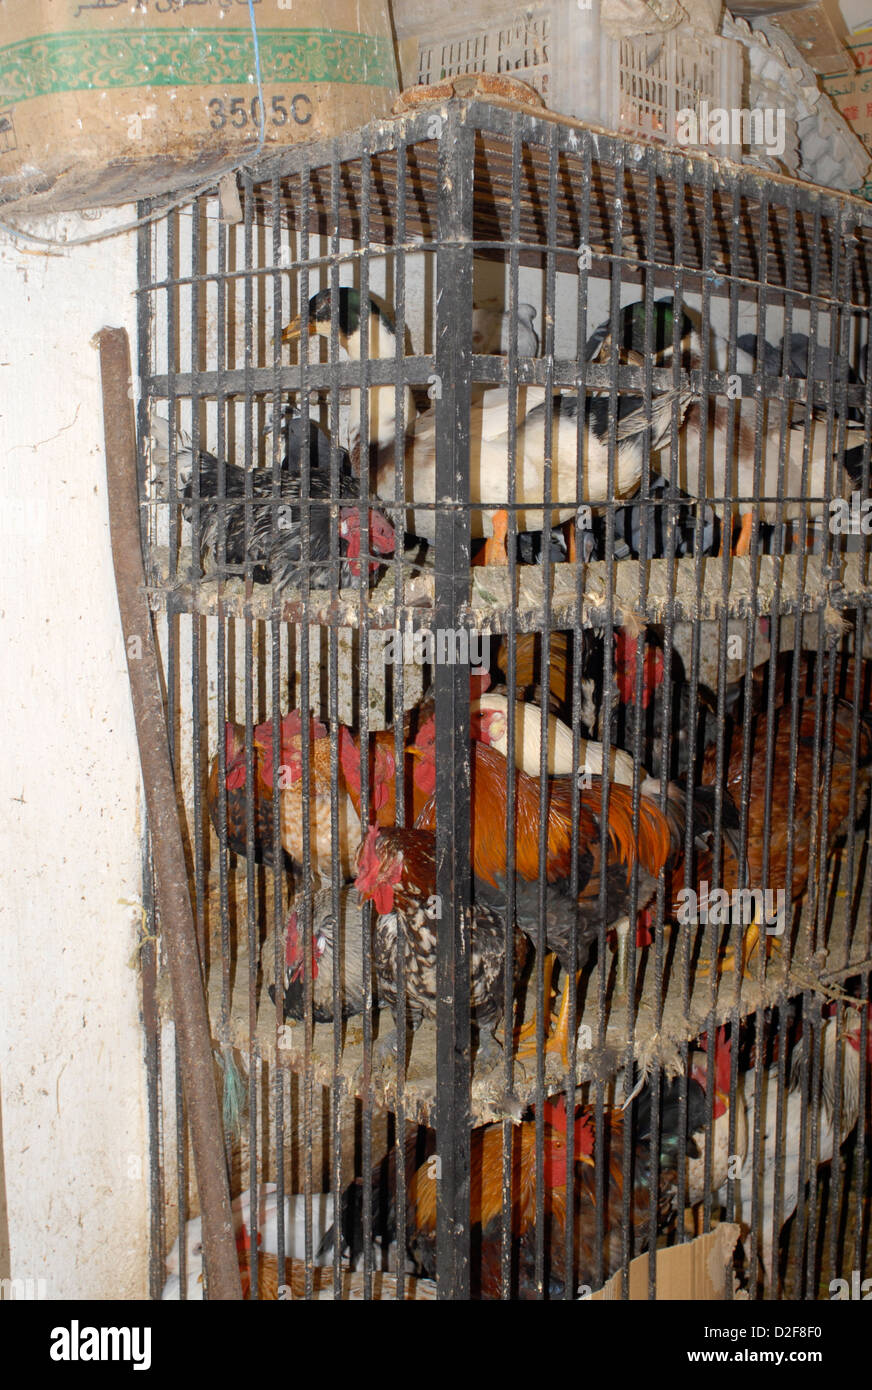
[208,94,312,129]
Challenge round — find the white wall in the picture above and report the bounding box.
[0,210,149,1299]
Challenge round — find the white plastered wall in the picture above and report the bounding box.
[0,210,149,1300]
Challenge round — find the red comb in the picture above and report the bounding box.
[543,1094,567,1127]
[354,827,401,914]
[338,726,361,793]
[542,1096,595,1177]
[280,709,303,739]
[355,826,383,895]
[253,713,276,748]
[224,722,248,790]
[693,1026,731,1118]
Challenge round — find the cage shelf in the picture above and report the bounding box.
[145,550,872,633]
[185,853,871,1130]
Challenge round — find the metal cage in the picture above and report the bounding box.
[136,99,872,1300]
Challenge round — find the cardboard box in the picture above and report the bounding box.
[591,1224,742,1300]
[822,35,872,197]
[0,0,398,212]
[768,2,853,74]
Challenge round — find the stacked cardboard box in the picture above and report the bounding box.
[0,1,397,212]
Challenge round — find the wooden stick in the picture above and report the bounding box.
[97,327,242,1301]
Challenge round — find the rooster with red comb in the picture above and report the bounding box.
[322,1076,707,1297]
[266,886,374,1023]
[354,825,529,1070]
[207,710,325,868]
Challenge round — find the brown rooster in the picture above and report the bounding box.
[207,711,326,868]
[263,708,440,880]
[411,738,673,1057]
[496,629,574,716]
[206,721,284,866]
[253,716,361,879]
[323,1079,707,1297]
[698,695,872,953]
[355,825,529,1069]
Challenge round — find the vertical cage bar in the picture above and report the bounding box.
[433,104,474,1300]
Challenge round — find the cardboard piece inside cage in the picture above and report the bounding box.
[590,1223,742,1300]
[0,0,397,214]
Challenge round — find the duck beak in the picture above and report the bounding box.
[279,314,317,345]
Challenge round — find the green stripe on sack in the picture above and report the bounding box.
[0,28,396,103]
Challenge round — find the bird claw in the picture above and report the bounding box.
[698,925,780,981]
[512,1012,560,1052]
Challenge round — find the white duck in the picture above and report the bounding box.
[283,288,695,553]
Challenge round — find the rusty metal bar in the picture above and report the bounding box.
[97,325,243,1303]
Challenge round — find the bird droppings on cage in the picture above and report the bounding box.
[137,99,872,1301]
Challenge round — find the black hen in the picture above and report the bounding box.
[150,414,395,589]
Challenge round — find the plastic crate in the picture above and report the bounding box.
[411,1,604,125]
[398,0,742,159]
[607,27,743,160]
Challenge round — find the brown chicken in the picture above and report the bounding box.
[411,738,673,1055]
[749,650,872,720]
[261,703,441,879]
[207,712,326,868]
[496,629,573,715]
[699,694,872,905]
[322,1079,707,1298]
[251,716,362,879]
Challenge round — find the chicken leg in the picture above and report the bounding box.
[613,915,631,998]
[734,510,754,556]
[515,966,582,1069]
[513,952,557,1051]
[698,910,779,980]
[481,509,510,566]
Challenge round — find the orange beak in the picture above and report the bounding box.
[279,313,319,345]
